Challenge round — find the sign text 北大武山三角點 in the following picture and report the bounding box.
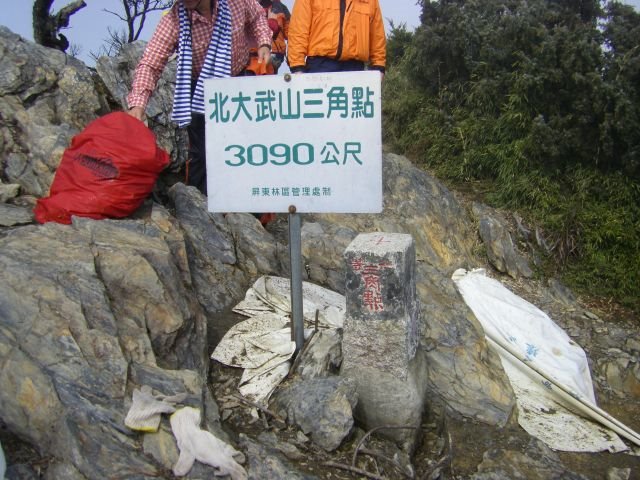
[208,86,376,123]
[223,141,363,167]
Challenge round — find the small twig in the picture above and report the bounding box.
[352,425,417,467]
[231,394,286,424]
[323,461,389,480]
[419,455,449,480]
[288,328,316,379]
[259,409,270,429]
[419,418,452,480]
[359,448,414,479]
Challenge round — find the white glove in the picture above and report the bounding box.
[124,385,186,432]
[170,407,247,479]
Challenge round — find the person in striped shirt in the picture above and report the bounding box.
[127,0,272,194]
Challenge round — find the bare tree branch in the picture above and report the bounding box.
[101,0,174,46]
[32,0,87,52]
[68,42,83,58]
[90,26,128,61]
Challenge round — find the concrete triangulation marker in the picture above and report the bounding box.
[341,232,427,451]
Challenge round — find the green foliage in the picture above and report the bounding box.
[385,21,414,67]
[383,0,640,309]
[561,169,640,305]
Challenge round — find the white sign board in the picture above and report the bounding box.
[204,71,382,213]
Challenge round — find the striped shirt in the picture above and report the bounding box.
[127,0,271,111]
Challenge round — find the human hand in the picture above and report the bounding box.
[257,45,271,64]
[127,106,146,121]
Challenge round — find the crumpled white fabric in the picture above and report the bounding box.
[170,407,247,479]
[233,275,346,329]
[211,313,297,403]
[212,275,345,404]
[124,385,186,432]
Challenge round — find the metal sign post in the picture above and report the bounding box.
[288,206,304,352]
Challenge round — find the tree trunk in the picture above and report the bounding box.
[32,0,87,52]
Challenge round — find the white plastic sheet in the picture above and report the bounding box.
[212,276,346,404]
[453,268,628,453]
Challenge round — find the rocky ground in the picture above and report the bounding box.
[2,268,639,480]
[204,215,640,480]
[209,296,639,480]
[1,181,638,480]
[213,191,640,480]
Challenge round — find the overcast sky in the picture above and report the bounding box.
[0,0,638,66]
[0,0,420,65]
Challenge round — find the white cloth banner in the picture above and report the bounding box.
[452,268,628,453]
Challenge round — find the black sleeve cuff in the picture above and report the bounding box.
[369,65,385,74]
[290,65,306,73]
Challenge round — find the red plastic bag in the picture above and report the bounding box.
[34,112,170,224]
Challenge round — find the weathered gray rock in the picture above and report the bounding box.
[472,202,533,279]
[0,26,105,197]
[0,183,20,203]
[0,213,209,479]
[240,434,319,480]
[420,289,517,425]
[6,463,39,480]
[141,428,179,471]
[294,329,343,379]
[300,221,357,293]
[270,377,358,451]
[0,203,33,226]
[257,432,304,460]
[607,467,632,480]
[596,351,640,399]
[471,438,588,480]
[547,277,578,305]
[167,183,280,316]
[43,462,88,480]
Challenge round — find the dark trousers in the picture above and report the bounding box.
[187,112,267,223]
[305,56,365,73]
[185,71,250,195]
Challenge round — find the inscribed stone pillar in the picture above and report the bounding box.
[341,232,426,450]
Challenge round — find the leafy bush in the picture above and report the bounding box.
[383,0,640,309]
